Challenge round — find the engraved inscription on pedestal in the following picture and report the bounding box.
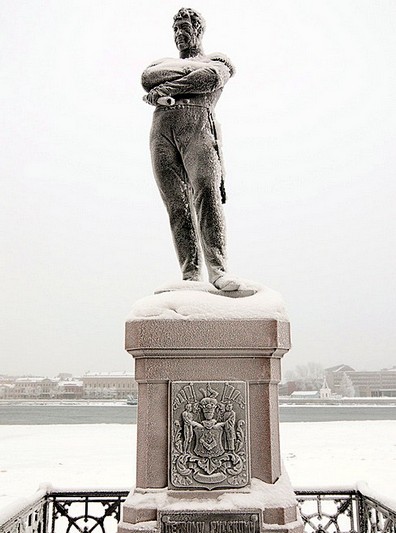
[160,511,260,533]
[170,381,249,490]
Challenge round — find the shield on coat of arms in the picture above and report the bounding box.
[193,425,224,458]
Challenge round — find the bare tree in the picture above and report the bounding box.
[284,362,324,390]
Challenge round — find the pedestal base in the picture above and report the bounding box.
[120,287,300,533]
[118,471,303,533]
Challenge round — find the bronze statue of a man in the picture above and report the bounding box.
[142,8,240,292]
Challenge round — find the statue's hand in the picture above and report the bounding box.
[143,85,173,106]
[143,91,159,106]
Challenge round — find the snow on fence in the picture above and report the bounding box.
[0,489,48,533]
[0,489,395,533]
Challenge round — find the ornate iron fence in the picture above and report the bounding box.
[1,490,395,533]
[0,491,48,533]
[46,491,129,533]
[296,491,396,533]
[296,491,359,533]
[359,493,396,533]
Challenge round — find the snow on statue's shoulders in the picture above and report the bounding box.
[148,56,215,73]
[127,281,288,321]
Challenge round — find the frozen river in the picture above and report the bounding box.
[1,403,395,424]
[1,421,395,510]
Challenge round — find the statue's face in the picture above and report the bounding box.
[173,19,198,52]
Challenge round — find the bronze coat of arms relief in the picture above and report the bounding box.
[169,381,250,490]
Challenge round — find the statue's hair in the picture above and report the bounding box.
[173,8,206,36]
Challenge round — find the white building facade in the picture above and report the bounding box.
[82,372,137,399]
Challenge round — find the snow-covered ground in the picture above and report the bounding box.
[0,421,395,511]
[0,400,130,407]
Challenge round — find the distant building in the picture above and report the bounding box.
[82,372,137,399]
[0,383,14,398]
[319,377,331,399]
[11,377,59,399]
[278,381,315,396]
[284,377,333,400]
[278,382,293,396]
[0,373,137,400]
[325,365,396,397]
[56,380,84,399]
[0,376,16,398]
[57,373,73,380]
[325,365,355,392]
[290,390,320,399]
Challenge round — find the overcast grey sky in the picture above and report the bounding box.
[1,0,395,377]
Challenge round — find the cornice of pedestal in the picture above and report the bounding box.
[125,317,291,358]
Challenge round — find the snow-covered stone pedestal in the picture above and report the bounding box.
[118,283,303,533]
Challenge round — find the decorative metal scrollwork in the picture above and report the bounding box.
[48,492,127,533]
[1,488,395,533]
[296,491,396,533]
[360,494,396,533]
[0,495,47,533]
[297,492,358,533]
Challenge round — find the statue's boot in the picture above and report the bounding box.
[211,274,241,292]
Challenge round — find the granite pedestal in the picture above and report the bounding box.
[118,284,303,533]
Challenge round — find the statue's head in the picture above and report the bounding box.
[173,8,205,53]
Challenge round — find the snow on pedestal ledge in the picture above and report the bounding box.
[125,473,298,512]
[127,281,288,322]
